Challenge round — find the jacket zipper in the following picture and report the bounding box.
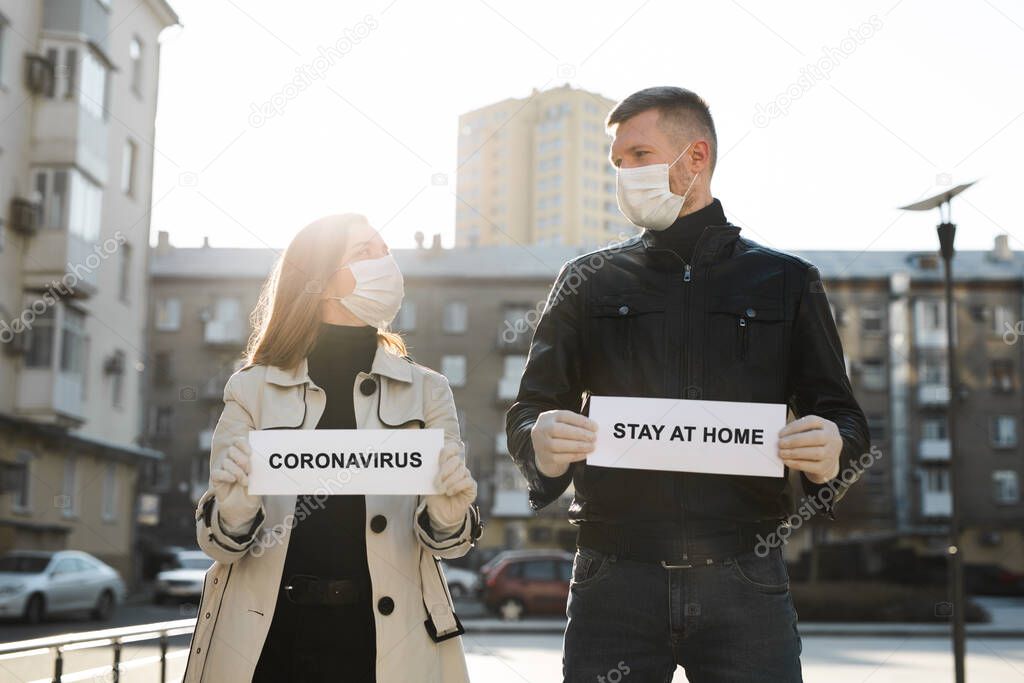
[738,316,749,360]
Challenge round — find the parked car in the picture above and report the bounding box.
[154,550,214,604]
[440,562,479,600]
[480,550,574,620]
[0,550,126,624]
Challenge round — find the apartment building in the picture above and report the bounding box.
[0,0,178,580]
[146,232,1024,570]
[455,84,633,248]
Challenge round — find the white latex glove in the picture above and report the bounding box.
[531,409,598,478]
[425,443,477,531]
[211,436,262,532]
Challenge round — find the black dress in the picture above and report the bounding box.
[252,322,379,682]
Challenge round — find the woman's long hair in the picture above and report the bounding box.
[244,213,406,370]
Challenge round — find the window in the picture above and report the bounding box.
[33,168,102,241]
[153,352,172,386]
[442,301,468,334]
[861,306,884,334]
[990,359,1014,393]
[919,357,947,385]
[155,298,181,331]
[502,354,527,381]
[521,560,556,581]
[111,350,126,407]
[393,300,416,332]
[100,462,118,521]
[991,416,1018,448]
[61,458,78,517]
[922,416,948,440]
[117,242,132,302]
[993,470,1020,505]
[441,355,467,387]
[78,49,108,119]
[121,139,137,196]
[866,414,886,442]
[129,37,143,95]
[204,297,244,343]
[859,359,886,391]
[25,308,56,368]
[9,451,32,513]
[0,12,8,87]
[60,307,86,375]
[151,406,173,437]
[500,304,533,350]
[919,300,943,330]
[924,467,950,493]
[991,305,1016,337]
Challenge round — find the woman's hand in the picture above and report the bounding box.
[425,443,477,531]
[211,436,262,531]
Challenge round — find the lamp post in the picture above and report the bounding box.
[898,181,976,683]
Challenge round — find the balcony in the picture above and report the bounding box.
[497,377,519,402]
[22,230,99,296]
[32,98,109,185]
[918,384,950,406]
[42,0,112,53]
[920,490,952,517]
[16,368,85,424]
[198,428,214,452]
[918,438,951,461]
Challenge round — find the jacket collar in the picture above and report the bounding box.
[641,223,742,265]
[265,345,413,387]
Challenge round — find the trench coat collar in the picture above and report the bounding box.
[264,345,414,387]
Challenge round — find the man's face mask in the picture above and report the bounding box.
[615,143,700,231]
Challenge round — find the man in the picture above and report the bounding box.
[505,86,869,682]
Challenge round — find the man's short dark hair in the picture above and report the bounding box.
[606,86,718,173]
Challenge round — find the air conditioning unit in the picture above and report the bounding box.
[104,353,125,375]
[1,326,28,356]
[9,198,41,235]
[24,54,55,95]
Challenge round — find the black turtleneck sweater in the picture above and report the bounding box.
[254,322,378,683]
[656,197,728,263]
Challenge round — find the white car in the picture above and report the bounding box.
[441,563,479,600]
[0,550,126,624]
[154,550,214,604]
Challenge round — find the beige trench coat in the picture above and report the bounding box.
[183,347,477,683]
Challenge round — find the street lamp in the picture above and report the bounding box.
[898,180,977,683]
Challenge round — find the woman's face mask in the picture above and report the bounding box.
[327,253,405,327]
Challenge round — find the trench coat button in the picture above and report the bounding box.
[745,307,756,318]
[359,378,377,396]
[205,612,211,619]
[378,596,395,615]
[618,305,629,315]
[195,647,201,654]
[370,515,387,533]
[213,578,218,584]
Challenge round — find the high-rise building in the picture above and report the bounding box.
[0,0,178,581]
[455,84,633,249]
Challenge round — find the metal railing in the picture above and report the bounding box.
[0,618,196,683]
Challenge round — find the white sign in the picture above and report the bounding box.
[587,395,786,477]
[247,429,443,495]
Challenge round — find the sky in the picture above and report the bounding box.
[149,0,1024,255]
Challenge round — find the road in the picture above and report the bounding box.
[2,601,1023,681]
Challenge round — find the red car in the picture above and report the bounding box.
[481,550,574,620]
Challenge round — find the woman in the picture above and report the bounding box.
[184,214,480,683]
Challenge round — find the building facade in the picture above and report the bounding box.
[0,0,178,581]
[147,234,1024,571]
[455,84,634,249]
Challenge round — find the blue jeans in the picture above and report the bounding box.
[563,545,803,682]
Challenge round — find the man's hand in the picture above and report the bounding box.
[778,415,842,484]
[531,410,598,479]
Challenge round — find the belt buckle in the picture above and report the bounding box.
[660,558,693,569]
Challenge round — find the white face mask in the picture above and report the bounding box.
[328,253,405,327]
[615,143,700,231]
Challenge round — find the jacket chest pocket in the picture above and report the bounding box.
[707,295,786,368]
[588,292,667,360]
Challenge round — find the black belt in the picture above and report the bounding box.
[577,520,783,568]
[282,575,366,606]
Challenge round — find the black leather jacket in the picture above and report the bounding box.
[505,221,870,532]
